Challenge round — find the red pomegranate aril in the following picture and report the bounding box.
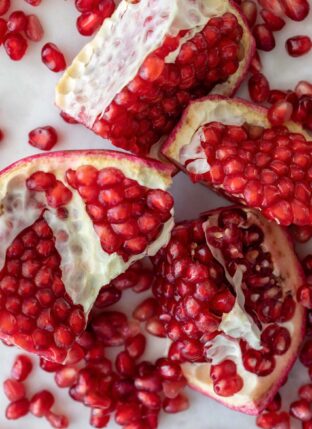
[98,0,115,18]
[210,360,237,382]
[40,358,62,373]
[4,33,28,61]
[253,24,276,51]
[46,182,73,208]
[266,392,282,412]
[286,36,312,57]
[268,100,293,125]
[135,374,162,393]
[76,11,103,36]
[75,0,100,12]
[133,298,158,321]
[300,385,312,402]
[0,0,10,16]
[146,317,166,337]
[280,0,310,21]
[296,81,312,97]
[6,398,30,420]
[28,126,58,151]
[125,334,146,359]
[7,11,28,32]
[297,285,312,309]
[41,43,67,72]
[256,411,290,428]
[26,15,44,41]
[258,0,284,15]
[163,394,190,413]
[137,391,161,409]
[115,402,142,425]
[162,380,187,399]
[241,1,258,27]
[214,374,244,397]
[290,399,312,421]
[248,73,270,103]
[30,390,55,417]
[55,366,78,388]
[47,412,69,428]
[3,379,26,401]
[116,351,136,377]
[90,408,110,428]
[303,421,312,429]
[25,0,42,5]
[260,9,286,31]
[11,355,32,381]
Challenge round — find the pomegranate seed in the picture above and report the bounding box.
[6,398,30,419]
[47,412,69,428]
[268,100,293,125]
[301,340,312,367]
[163,379,186,399]
[297,285,312,308]
[0,18,6,44]
[11,355,32,381]
[137,391,161,409]
[46,181,73,208]
[98,0,115,18]
[60,111,79,124]
[90,408,110,428]
[286,35,312,57]
[257,411,290,428]
[41,43,66,72]
[125,334,146,359]
[291,225,312,242]
[140,56,165,82]
[25,0,42,5]
[133,298,158,321]
[210,360,237,381]
[76,11,103,36]
[115,402,142,425]
[55,366,78,388]
[4,33,28,61]
[266,392,282,412]
[290,399,312,421]
[300,385,312,402]
[75,0,100,12]
[3,379,25,401]
[146,317,166,337]
[7,11,28,32]
[116,351,136,377]
[0,0,10,16]
[30,390,55,417]
[40,358,62,373]
[260,9,286,31]
[135,374,162,392]
[303,421,312,429]
[163,394,190,413]
[253,24,276,51]
[258,0,284,15]
[26,15,44,41]
[241,1,258,27]
[28,126,58,151]
[248,73,270,103]
[280,0,310,21]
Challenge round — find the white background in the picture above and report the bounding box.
[0,1,312,428]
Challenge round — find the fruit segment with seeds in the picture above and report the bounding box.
[152,206,305,414]
[55,0,255,156]
[163,96,312,226]
[0,150,174,362]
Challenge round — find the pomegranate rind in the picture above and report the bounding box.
[0,150,174,315]
[181,207,306,415]
[162,95,311,225]
[55,0,255,155]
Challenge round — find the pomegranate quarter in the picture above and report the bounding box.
[163,96,312,226]
[0,150,174,363]
[152,207,306,414]
[55,0,255,156]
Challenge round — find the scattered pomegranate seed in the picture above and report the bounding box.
[268,100,293,125]
[75,0,100,12]
[11,355,33,381]
[248,72,270,103]
[7,11,28,32]
[286,35,312,57]
[280,0,310,21]
[28,126,58,151]
[0,0,10,16]
[290,225,312,242]
[46,412,69,428]
[258,0,285,16]
[295,81,312,96]
[25,15,44,42]
[163,394,190,413]
[290,399,312,421]
[30,390,55,417]
[76,11,103,36]
[4,33,28,61]
[253,24,276,51]
[25,0,42,5]
[6,398,30,420]
[3,379,26,402]
[41,43,67,72]
[260,9,286,31]
[90,408,110,428]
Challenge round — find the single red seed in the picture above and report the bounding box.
[76,11,103,36]
[3,379,26,402]
[213,375,244,397]
[163,394,190,413]
[266,392,282,412]
[55,366,78,388]
[256,411,290,428]
[115,402,142,425]
[0,0,10,16]
[46,181,73,208]
[286,35,312,57]
[290,399,312,421]
[6,398,30,420]
[75,0,100,12]
[90,408,110,428]
[139,56,165,82]
[25,0,42,5]
[39,358,63,373]
[41,43,67,72]
[248,73,270,103]
[25,15,44,41]
[98,0,116,18]
[268,100,293,125]
[253,24,276,51]
[28,126,58,151]
[260,9,286,31]
[297,285,312,308]
[30,390,55,417]
[11,355,33,382]
[125,334,146,359]
[4,33,28,61]
[258,0,284,15]
[7,11,28,32]
[299,384,312,402]
[280,0,310,21]
[133,298,158,321]
[46,412,69,428]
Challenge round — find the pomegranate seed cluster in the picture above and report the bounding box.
[75,0,116,36]
[187,122,312,226]
[0,218,86,362]
[91,13,244,155]
[65,165,174,260]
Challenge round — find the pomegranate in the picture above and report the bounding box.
[0,150,174,362]
[55,0,255,156]
[162,96,312,226]
[151,206,305,414]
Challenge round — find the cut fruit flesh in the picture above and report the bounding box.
[0,150,174,362]
[55,0,254,156]
[162,95,312,226]
[152,206,306,414]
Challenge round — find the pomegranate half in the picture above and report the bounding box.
[0,150,174,362]
[55,0,255,156]
[152,206,306,414]
[162,95,312,226]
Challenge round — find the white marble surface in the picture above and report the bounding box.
[0,1,312,428]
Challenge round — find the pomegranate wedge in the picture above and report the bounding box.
[163,96,312,226]
[152,206,306,414]
[0,150,174,362]
[55,0,254,156]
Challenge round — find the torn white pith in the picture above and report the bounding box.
[0,157,174,315]
[55,0,236,127]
